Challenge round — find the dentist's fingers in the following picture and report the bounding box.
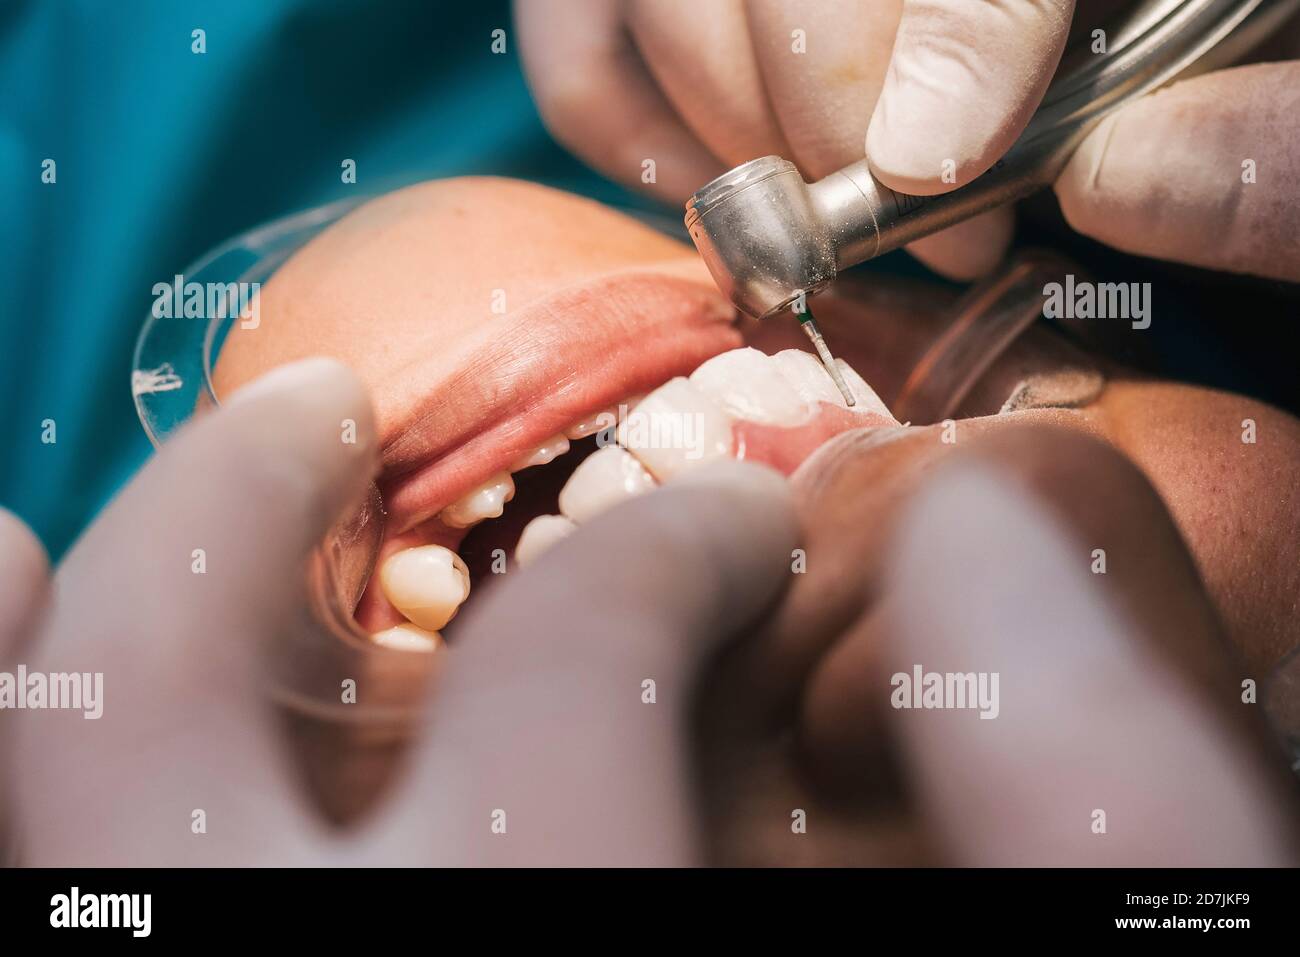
[58,358,376,638]
[0,512,48,865]
[746,0,901,180]
[867,0,1074,195]
[0,510,49,662]
[15,358,377,865]
[878,438,1297,865]
[627,0,793,168]
[747,0,1014,279]
[516,0,726,203]
[364,461,798,867]
[1056,62,1300,282]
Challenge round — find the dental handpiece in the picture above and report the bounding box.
[684,0,1296,344]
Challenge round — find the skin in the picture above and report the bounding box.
[6,179,1298,864]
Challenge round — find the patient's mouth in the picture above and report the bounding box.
[360,344,897,648]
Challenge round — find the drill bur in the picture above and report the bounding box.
[798,309,855,407]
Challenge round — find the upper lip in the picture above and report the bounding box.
[377,266,741,535]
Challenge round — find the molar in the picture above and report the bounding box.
[379,544,471,631]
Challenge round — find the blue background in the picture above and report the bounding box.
[1,0,645,559]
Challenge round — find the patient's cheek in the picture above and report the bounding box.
[1088,381,1300,669]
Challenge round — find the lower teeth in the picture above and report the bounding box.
[371,622,443,653]
[515,514,577,567]
[378,544,471,631]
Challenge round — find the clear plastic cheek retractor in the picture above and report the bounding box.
[684,0,1298,386]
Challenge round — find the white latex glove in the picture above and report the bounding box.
[0,358,797,865]
[517,1,1300,283]
[1056,60,1300,282]
[516,0,1076,279]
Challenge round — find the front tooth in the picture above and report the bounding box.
[689,347,811,426]
[371,622,443,653]
[440,472,515,528]
[510,433,570,471]
[558,445,657,523]
[618,377,733,482]
[772,348,845,407]
[514,514,577,566]
[773,349,899,421]
[379,544,471,631]
[834,359,898,421]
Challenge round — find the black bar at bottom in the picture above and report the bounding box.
[0,867,1291,942]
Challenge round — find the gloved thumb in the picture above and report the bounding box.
[14,358,378,865]
[56,357,377,638]
[866,0,1074,195]
[0,511,49,663]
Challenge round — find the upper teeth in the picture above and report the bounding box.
[832,358,896,420]
[690,347,812,426]
[510,433,570,471]
[770,348,848,408]
[382,348,895,622]
[440,471,516,528]
[769,345,894,416]
[379,544,471,631]
[558,445,657,523]
[618,377,734,482]
[565,407,619,439]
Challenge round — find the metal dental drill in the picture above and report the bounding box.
[684,0,1297,402]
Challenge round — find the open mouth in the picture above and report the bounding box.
[200,178,902,653]
[357,277,897,649]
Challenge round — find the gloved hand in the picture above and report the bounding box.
[0,358,799,865]
[5,357,1294,865]
[516,0,1300,282]
[1,359,379,864]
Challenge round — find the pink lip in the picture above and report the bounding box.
[377,269,742,535]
